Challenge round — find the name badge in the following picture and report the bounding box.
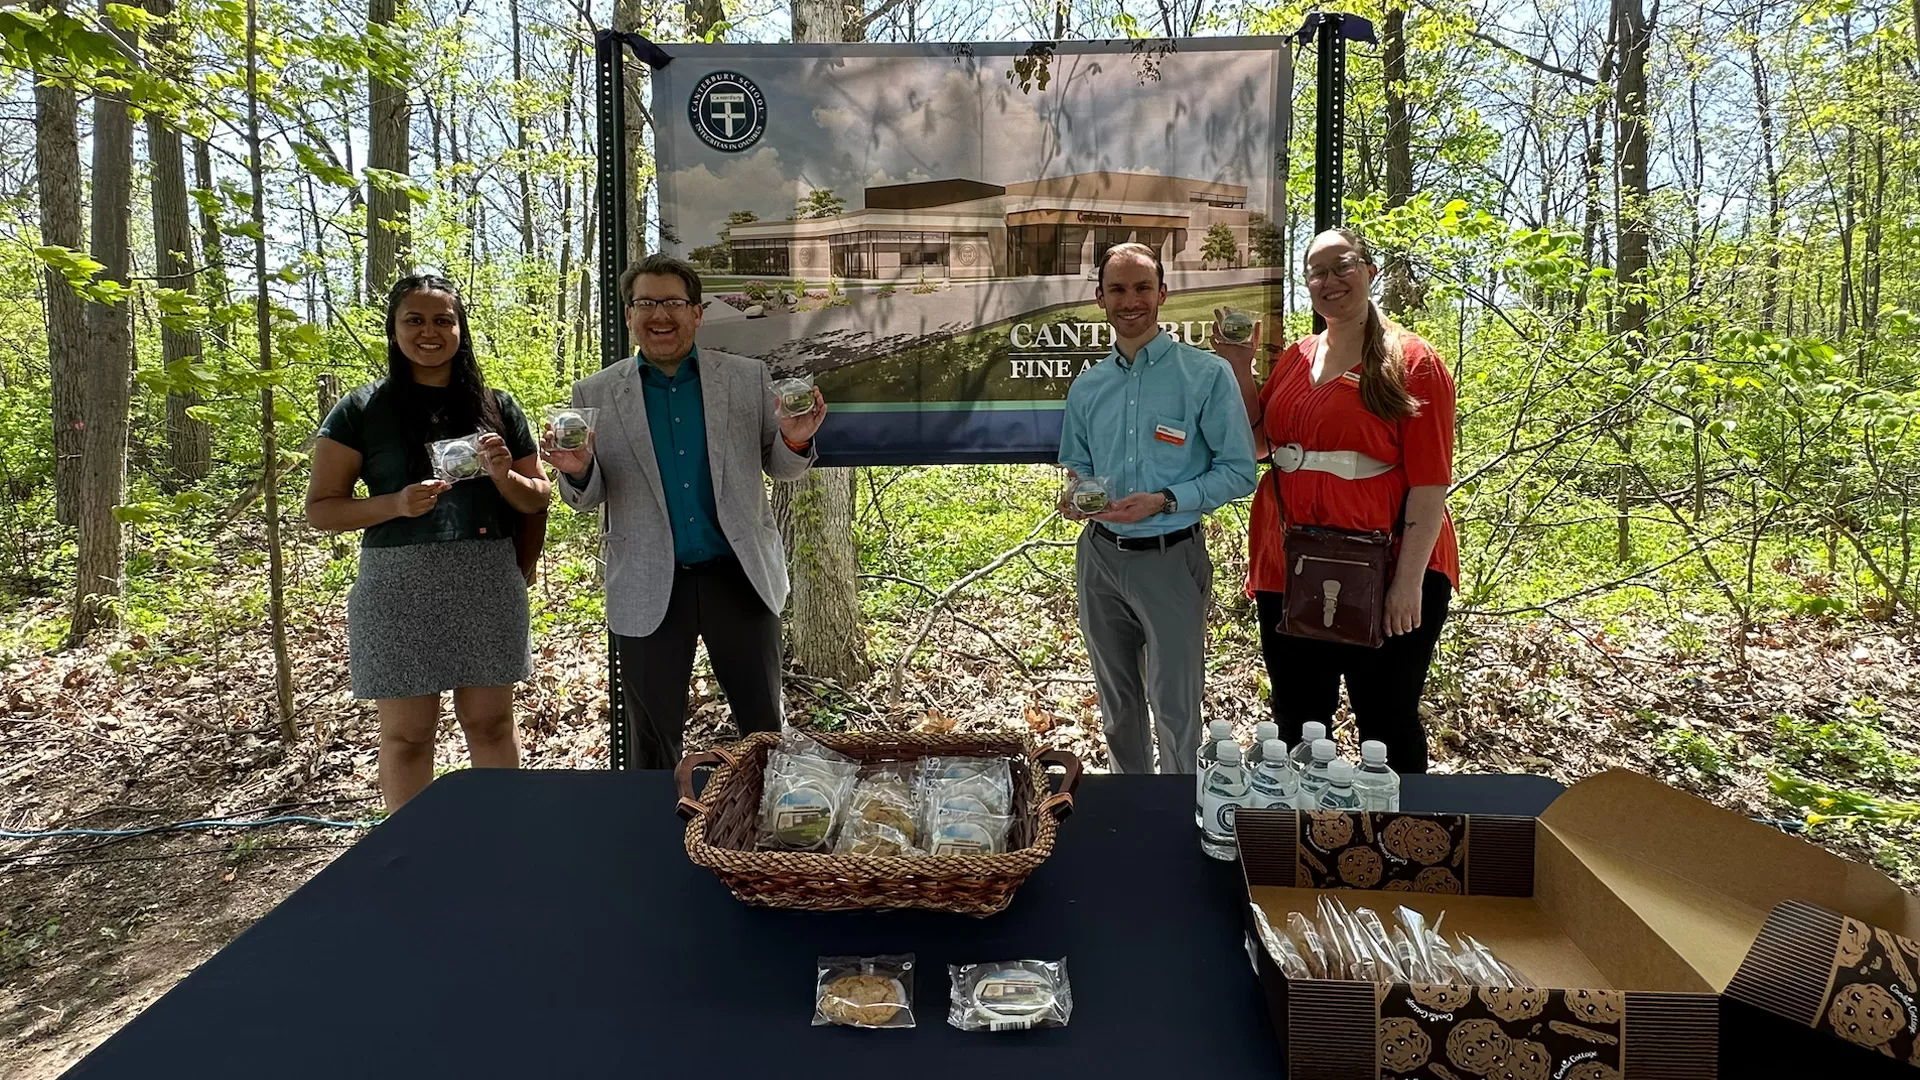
[1154,424,1187,446]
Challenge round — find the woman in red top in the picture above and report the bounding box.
[1215,228,1459,773]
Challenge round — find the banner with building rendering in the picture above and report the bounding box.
[653,38,1292,466]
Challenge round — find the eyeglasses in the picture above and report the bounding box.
[1305,256,1370,285]
[627,297,693,312]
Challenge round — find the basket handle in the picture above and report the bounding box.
[1035,749,1081,821]
[673,746,739,821]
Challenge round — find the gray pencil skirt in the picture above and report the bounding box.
[347,538,532,700]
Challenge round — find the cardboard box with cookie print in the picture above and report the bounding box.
[1235,770,1920,1079]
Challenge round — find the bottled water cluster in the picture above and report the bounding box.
[1198,720,1401,862]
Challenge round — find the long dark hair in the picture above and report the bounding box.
[1310,228,1422,423]
[381,273,501,480]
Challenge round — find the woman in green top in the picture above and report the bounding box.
[305,275,550,810]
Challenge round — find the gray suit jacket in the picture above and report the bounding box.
[557,348,814,637]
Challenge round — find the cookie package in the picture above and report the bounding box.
[1264,897,1537,989]
[833,764,924,857]
[429,433,488,482]
[814,954,915,1029]
[772,374,816,419]
[947,958,1072,1032]
[542,405,598,451]
[756,729,861,852]
[918,756,1017,857]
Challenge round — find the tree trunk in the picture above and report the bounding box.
[554,44,576,380]
[685,0,724,37]
[1838,127,1856,342]
[147,0,211,488]
[614,0,649,266]
[509,0,537,306]
[1610,0,1651,564]
[33,0,86,528]
[1378,2,1414,316]
[1748,31,1780,329]
[70,33,136,643]
[366,0,411,302]
[1575,37,1616,324]
[779,0,871,686]
[248,0,298,741]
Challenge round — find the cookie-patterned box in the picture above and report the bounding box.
[1233,769,1920,1079]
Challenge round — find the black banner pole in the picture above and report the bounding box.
[594,28,631,770]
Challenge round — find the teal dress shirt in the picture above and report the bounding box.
[640,348,731,564]
[1057,331,1258,537]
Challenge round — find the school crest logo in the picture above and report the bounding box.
[689,71,766,153]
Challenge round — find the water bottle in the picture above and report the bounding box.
[1249,738,1299,810]
[1354,740,1401,811]
[1300,738,1340,805]
[1249,722,1280,766]
[1201,740,1251,861]
[1289,722,1327,775]
[1316,760,1363,811]
[1194,720,1235,828]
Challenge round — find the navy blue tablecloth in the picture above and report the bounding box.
[65,768,1564,1078]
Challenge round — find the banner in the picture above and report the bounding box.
[654,38,1293,467]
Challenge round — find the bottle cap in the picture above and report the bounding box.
[1361,741,1389,765]
[1302,721,1327,741]
[1216,741,1243,765]
[1209,720,1233,741]
[1312,737,1337,762]
[1327,760,1355,782]
[1262,738,1287,762]
[1255,721,1279,742]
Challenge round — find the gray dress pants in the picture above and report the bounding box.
[1074,525,1212,774]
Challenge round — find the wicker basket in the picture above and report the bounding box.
[673,730,1081,915]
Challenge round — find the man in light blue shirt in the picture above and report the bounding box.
[1058,242,1257,774]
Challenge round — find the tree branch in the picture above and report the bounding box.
[1411,0,1598,85]
[888,515,1075,702]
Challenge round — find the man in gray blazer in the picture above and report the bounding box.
[543,254,825,768]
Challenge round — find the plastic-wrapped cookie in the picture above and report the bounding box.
[948,958,1073,1032]
[547,407,595,450]
[813,954,915,1029]
[930,817,1000,857]
[767,785,836,849]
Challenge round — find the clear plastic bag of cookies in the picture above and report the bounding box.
[947,958,1072,1032]
[833,764,925,857]
[1251,905,1312,980]
[813,954,915,1029]
[756,730,860,852]
[429,433,488,482]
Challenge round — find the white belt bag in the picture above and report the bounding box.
[1271,442,1393,481]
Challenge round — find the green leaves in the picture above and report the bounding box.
[292,143,354,188]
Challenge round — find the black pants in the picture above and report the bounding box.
[1255,569,1452,775]
[613,558,782,770]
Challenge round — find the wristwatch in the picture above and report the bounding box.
[1156,488,1178,514]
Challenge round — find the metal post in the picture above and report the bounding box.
[1312,13,1347,333]
[594,29,631,769]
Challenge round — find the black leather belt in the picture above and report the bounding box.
[676,554,738,572]
[1091,522,1199,551]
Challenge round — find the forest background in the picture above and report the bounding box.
[2,0,1917,1071]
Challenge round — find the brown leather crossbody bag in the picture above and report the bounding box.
[1270,467,1397,649]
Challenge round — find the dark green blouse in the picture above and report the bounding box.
[318,381,538,549]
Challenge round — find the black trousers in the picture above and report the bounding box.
[1254,568,1452,775]
[613,558,782,770]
